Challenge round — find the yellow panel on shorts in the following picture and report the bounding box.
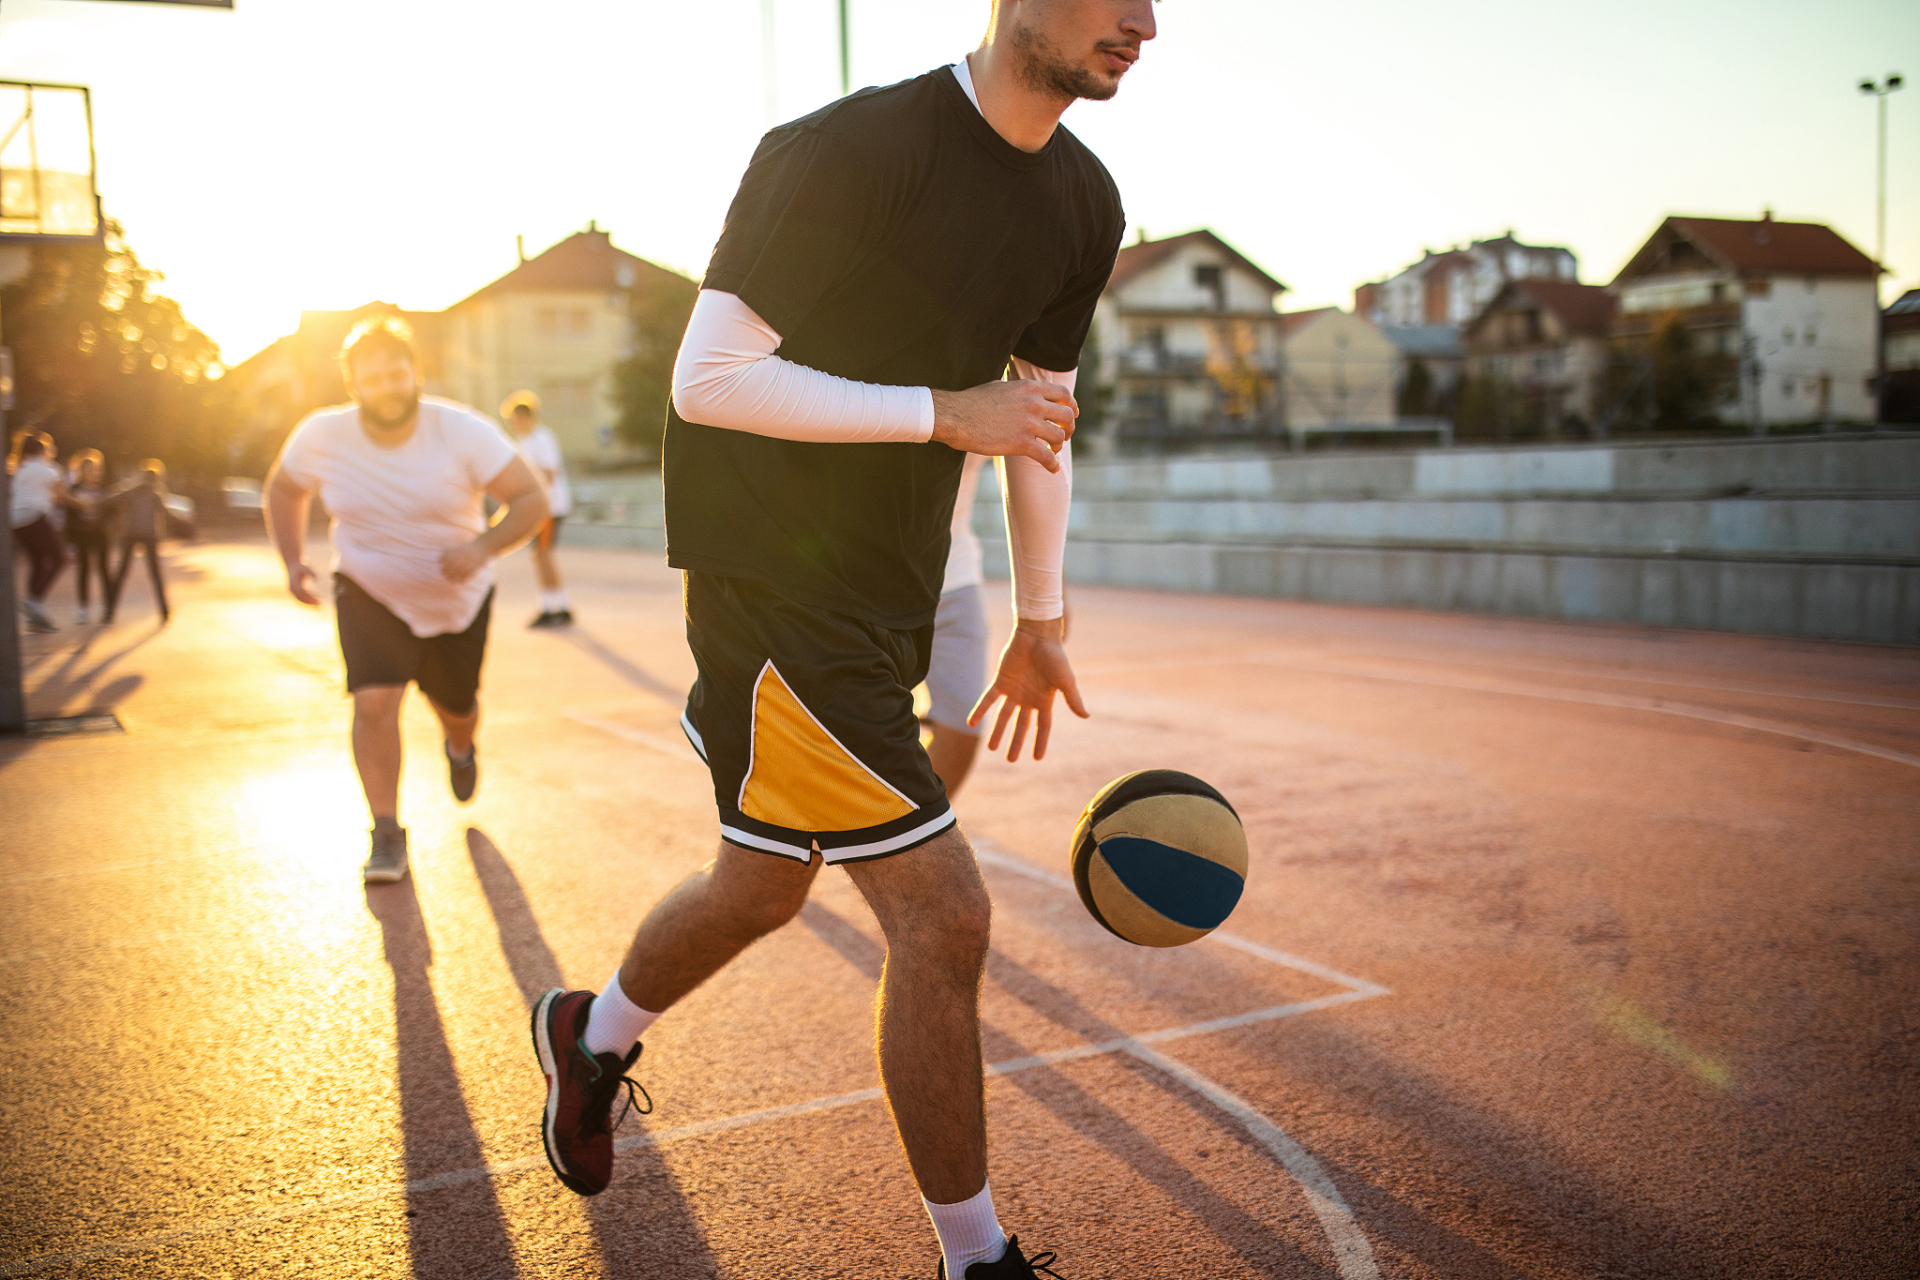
[1093,794,1248,877]
[740,664,916,832]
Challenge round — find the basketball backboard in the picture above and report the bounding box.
[0,81,101,243]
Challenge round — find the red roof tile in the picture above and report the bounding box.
[450,229,691,308]
[1107,229,1287,296]
[1509,280,1616,336]
[1616,216,1878,282]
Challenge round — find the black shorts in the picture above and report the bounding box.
[335,573,493,715]
[680,572,954,864]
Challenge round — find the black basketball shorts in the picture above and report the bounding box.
[679,572,955,864]
[335,573,493,716]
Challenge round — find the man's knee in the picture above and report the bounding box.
[712,844,816,939]
[352,686,406,723]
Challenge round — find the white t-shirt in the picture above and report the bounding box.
[9,456,62,528]
[276,397,519,637]
[943,452,986,593]
[514,423,572,517]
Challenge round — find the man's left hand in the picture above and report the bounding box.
[439,541,490,583]
[967,616,1089,762]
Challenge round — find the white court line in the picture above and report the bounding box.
[1083,653,1920,771]
[564,711,703,762]
[3,841,1391,1279]
[1243,655,1920,771]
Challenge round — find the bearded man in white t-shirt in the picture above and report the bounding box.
[264,317,549,883]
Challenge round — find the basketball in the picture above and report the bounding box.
[1069,770,1248,947]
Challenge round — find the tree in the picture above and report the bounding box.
[0,219,221,477]
[1648,314,1734,430]
[611,269,698,458]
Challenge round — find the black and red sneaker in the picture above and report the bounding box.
[531,988,648,1196]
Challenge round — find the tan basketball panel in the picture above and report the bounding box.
[1092,794,1248,877]
[1087,853,1213,948]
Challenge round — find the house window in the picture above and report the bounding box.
[1781,379,1794,397]
[1710,282,1726,304]
[537,307,593,340]
[1805,328,1816,346]
[1782,327,1794,345]
[1194,264,1223,293]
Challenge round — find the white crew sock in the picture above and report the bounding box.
[540,588,569,612]
[582,969,661,1057]
[924,1181,1007,1278]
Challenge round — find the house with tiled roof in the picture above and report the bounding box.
[1356,233,1578,331]
[1462,280,1617,435]
[440,226,693,462]
[1610,213,1881,427]
[1092,229,1288,442]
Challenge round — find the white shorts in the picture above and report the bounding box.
[926,584,989,733]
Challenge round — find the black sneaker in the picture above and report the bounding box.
[553,609,574,625]
[937,1237,1065,1279]
[363,826,409,883]
[446,741,477,803]
[531,988,649,1196]
[528,610,563,628]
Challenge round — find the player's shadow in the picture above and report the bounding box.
[796,900,1333,1277]
[365,873,522,1280]
[465,828,724,1277]
[557,629,684,705]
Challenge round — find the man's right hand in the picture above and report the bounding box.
[930,379,1077,473]
[286,562,321,606]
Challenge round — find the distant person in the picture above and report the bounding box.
[8,431,68,634]
[925,453,991,796]
[63,448,112,625]
[501,391,575,627]
[264,316,548,884]
[103,459,172,626]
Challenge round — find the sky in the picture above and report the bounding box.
[1,0,1915,368]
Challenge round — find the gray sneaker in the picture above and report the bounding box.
[363,826,409,883]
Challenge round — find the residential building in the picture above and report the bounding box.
[1461,280,1616,436]
[1609,213,1880,427]
[1093,229,1288,443]
[1883,287,1920,423]
[221,227,694,473]
[440,226,692,462]
[1279,308,1398,436]
[1379,324,1466,415]
[1356,233,1578,331]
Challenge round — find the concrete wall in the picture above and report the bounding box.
[559,436,1920,645]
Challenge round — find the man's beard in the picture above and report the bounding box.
[360,390,420,431]
[1009,23,1122,103]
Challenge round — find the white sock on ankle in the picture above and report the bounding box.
[582,969,661,1057]
[924,1181,1006,1277]
[540,589,569,612]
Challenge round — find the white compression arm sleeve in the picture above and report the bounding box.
[671,289,935,444]
[999,358,1075,622]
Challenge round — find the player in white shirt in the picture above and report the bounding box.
[264,317,549,883]
[500,391,576,627]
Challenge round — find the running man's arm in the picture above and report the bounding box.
[439,456,550,583]
[263,462,321,606]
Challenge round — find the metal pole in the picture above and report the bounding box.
[1877,89,1888,279]
[838,0,850,97]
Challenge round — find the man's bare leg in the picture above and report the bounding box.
[424,693,478,757]
[532,541,563,593]
[616,843,821,1012]
[927,723,983,798]
[843,826,991,1204]
[350,685,407,820]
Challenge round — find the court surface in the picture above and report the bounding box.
[3,533,1915,1278]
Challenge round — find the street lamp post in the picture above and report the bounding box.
[1860,73,1903,421]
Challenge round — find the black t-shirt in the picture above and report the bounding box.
[663,65,1125,630]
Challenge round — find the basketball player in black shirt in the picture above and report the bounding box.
[532,4,1155,1274]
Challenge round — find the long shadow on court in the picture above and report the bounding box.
[365,873,522,1280]
[557,629,685,705]
[466,828,724,1278]
[796,900,1336,1277]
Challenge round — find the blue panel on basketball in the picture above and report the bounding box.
[1097,836,1245,930]
[1070,770,1250,947]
